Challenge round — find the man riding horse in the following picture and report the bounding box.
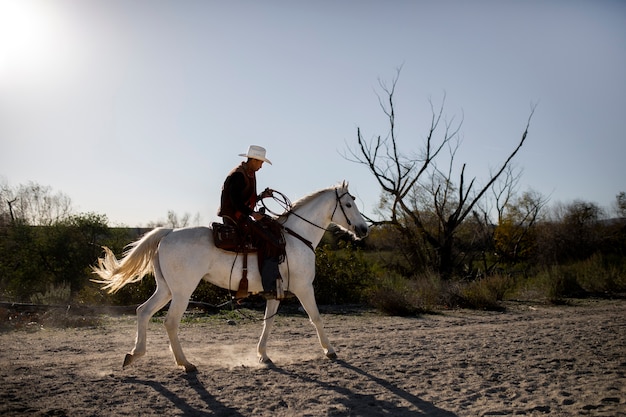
[218,145,284,298]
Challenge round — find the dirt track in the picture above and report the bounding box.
[1,299,625,416]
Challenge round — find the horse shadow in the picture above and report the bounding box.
[124,360,457,417]
[124,373,245,417]
[267,359,459,417]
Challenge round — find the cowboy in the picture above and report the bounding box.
[218,145,283,297]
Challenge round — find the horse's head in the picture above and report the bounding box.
[332,181,369,239]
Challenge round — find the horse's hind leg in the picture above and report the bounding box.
[257,299,281,364]
[164,291,197,373]
[124,266,172,368]
[124,287,171,368]
[297,285,337,360]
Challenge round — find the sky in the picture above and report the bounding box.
[1,0,625,227]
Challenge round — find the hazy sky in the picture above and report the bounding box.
[1,0,624,226]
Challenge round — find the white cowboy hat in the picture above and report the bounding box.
[239,145,272,165]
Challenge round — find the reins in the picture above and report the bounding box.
[261,187,355,250]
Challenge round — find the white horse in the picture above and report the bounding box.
[92,182,368,372]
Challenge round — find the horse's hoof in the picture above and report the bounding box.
[259,357,273,365]
[123,353,134,368]
[184,364,198,373]
[326,352,338,360]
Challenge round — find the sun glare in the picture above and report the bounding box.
[0,0,75,87]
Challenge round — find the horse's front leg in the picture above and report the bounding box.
[257,299,281,364]
[297,285,337,360]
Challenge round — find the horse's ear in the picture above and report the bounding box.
[341,180,348,189]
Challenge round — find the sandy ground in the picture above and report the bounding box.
[0,299,624,417]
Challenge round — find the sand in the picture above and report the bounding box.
[0,299,624,416]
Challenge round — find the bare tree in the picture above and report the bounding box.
[493,189,549,265]
[347,70,534,278]
[147,210,193,228]
[614,191,626,218]
[470,166,548,273]
[0,181,73,226]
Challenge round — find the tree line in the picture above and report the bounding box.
[1,176,623,310]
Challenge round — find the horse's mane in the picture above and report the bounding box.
[278,182,347,221]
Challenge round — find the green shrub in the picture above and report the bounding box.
[107,275,157,306]
[75,280,118,306]
[30,282,72,305]
[191,280,231,305]
[521,265,583,303]
[455,274,514,310]
[313,243,376,304]
[570,254,626,294]
[364,271,441,316]
[514,255,626,303]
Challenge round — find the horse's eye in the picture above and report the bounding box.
[346,203,352,208]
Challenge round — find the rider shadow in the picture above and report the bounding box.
[124,373,245,417]
[267,359,459,417]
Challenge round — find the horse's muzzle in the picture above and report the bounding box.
[355,224,369,239]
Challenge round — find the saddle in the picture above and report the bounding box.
[211,222,254,252]
[212,219,286,299]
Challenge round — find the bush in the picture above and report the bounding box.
[30,282,72,305]
[364,271,517,315]
[571,254,626,294]
[364,271,441,315]
[454,274,514,310]
[313,243,376,304]
[518,265,584,303]
[513,255,626,303]
[191,280,232,306]
[108,276,157,306]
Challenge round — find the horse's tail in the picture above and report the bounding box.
[91,227,173,294]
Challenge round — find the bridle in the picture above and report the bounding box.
[260,187,357,252]
[331,188,355,227]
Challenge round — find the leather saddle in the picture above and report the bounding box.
[211,221,286,299]
[211,222,256,252]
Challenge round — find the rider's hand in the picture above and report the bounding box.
[259,188,273,199]
[251,212,264,221]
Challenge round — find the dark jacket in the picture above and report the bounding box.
[218,162,257,222]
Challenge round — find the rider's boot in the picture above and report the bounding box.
[260,257,279,299]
